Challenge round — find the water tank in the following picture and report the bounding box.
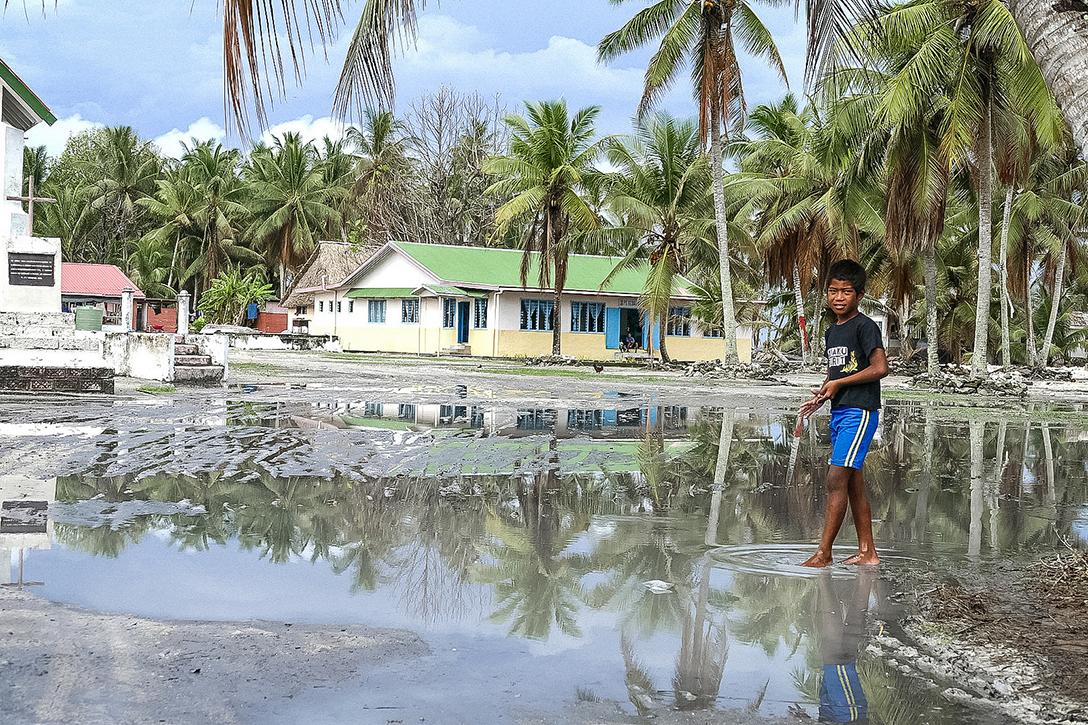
[74,306,104,331]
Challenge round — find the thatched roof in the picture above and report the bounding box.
[283,241,377,308]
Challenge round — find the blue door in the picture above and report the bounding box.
[605,308,621,349]
[457,301,470,343]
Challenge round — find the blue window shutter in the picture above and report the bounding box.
[605,308,621,349]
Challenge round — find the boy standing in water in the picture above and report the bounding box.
[799,260,888,567]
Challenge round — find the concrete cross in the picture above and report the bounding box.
[6,174,56,235]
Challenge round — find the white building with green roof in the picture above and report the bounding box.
[305,241,752,362]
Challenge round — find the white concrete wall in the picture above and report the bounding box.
[104,332,175,381]
[0,236,62,314]
[197,333,230,383]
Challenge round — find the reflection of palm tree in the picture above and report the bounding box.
[472,463,591,639]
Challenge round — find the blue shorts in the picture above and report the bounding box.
[819,662,868,722]
[829,407,878,470]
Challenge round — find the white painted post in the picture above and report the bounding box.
[120,287,134,331]
[177,291,190,337]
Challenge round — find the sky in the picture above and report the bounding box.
[1,0,806,158]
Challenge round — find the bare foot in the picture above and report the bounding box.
[801,551,833,567]
[841,551,880,565]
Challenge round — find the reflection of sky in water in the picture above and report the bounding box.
[13,402,1087,723]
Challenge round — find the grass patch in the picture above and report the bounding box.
[232,362,283,373]
[137,384,176,395]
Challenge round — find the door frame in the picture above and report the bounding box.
[456,300,470,344]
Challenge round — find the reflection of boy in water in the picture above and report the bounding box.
[816,570,875,723]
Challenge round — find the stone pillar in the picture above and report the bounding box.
[120,288,134,331]
[177,291,190,337]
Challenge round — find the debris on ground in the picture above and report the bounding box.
[678,359,789,383]
[1017,366,1078,382]
[886,552,1088,724]
[909,366,1031,398]
[523,355,581,367]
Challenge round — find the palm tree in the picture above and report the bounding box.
[127,237,175,299]
[78,126,163,269]
[140,141,258,296]
[802,0,1088,162]
[728,95,883,362]
[598,0,787,364]
[245,132,343,297]
[343,109,418,244]
[602,115,716,363]
[483,100,606,356]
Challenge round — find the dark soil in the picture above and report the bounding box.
[914,549,1088,711]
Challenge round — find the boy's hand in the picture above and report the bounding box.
[815,379,842,401]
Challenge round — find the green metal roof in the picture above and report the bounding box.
[417,284,487,298]
[0,58,56,126]
[395,242,695,297]
[345,287,417,299]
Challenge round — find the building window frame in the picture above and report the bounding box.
[570,301,605,333]
[402,299,420,324]
[368,299,387,324]
[318,300,324,312]
[520,299,554,331]
[442,298,457,328]
[473,298,488,329]
[666,306,692,337]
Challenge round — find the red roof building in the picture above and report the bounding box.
[60,263,146,329]
[61,263,145,299]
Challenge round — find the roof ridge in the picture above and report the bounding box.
[395,240,636,262]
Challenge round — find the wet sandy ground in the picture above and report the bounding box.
[2,350,1087,724]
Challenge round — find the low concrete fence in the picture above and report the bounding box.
[225,332,340,352]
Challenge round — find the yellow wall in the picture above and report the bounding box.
[469,328,497,355]
[497,330,554,357]
[338,324,751,363]
[340,326,424,354]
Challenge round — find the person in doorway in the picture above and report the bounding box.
[797,260,889,567]
[815,569,875,722]
[622,329,637,351]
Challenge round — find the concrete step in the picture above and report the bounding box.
[441,345,471,356]
[173,364,224,385]
[174,343,200,356]
[175,354,212,366]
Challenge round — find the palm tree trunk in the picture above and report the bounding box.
[552,284,562,356]
[658,312,670,363]
[968,419,985,558]
[709,107,740,364]
[167,235,180,291]
[924,239,940,375]
[1007,0,1088,159]
[792,261,808,364]
[971,95,994,378]
[1025,252,1038,366]
[1039,241,1067,367]
[998,187,1013,367]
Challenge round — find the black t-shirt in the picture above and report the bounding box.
[825,313,884,410]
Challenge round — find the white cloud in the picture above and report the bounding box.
[259,115,354,147]
[153,117,227,158]
[400,15,654,105]
[25,113,104,156]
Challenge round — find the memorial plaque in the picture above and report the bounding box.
[8,252,55,286]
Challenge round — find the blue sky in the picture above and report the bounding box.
[1,0,805,157]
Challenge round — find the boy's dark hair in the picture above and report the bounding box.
[828,260,867,294]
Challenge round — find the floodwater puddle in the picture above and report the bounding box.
[3,399,1087,723]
